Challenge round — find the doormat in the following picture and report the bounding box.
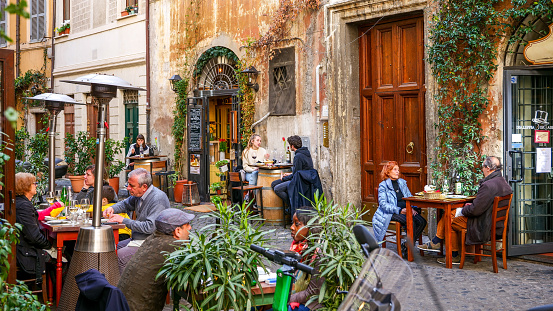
[184,203,217,213]
[518,253,553,265]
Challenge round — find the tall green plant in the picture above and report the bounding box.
[64,131,96,175]
[303,193,370,310]
[0,220,50,310]
[104,138,126,178]
[158,202,272,311]
[171,78,189,179]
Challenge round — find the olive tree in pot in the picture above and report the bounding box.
[158,202,272,311]
[64,131,96,192]
[105,138,127,194]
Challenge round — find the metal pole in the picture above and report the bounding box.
[92,99,108,228]
[48,111,59,195]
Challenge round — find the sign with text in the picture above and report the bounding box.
[188,107,203,152]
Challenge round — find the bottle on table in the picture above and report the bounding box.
[455,175,462,195]
[61,186,68,205]
[286,147,291,163]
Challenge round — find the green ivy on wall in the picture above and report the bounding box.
[171,78,189,179]
[193,46,239,78]
[427,0,553,194]
[236,61,255,148]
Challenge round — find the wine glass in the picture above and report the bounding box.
[46,191,55,205]
[54,190,62,202]
[68,201,79,224]
[80,199,90,223]
[443,179,450,194]
[252,151,257,162]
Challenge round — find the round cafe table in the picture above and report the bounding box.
[256,164,292,227]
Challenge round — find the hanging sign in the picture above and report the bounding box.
[188,107,202,151]
[524,24,553,65]
[536,148,551,173]
[535,130,550,144]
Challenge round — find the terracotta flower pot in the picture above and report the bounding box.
[174,180,187,203]
[216,189,221,195]
[108,177,120,195]
[68,175,85,192]
[121,10,129,16]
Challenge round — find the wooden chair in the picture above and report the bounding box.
[17,267,48,303]
[459,193,513,273]
[376,188,424,256]
[229,172,264,218]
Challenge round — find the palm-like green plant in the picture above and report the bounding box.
[303,192,370,310]
[157,202,273,311]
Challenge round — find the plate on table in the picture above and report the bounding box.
[44,216,57,221]
[446,194,468,199]
[46,220,70,225]
[415,192,424,196]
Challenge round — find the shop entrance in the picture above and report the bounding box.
[504,68,553,256]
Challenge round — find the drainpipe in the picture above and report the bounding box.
[15,0,20,77]
[51,0,56,90]
[145,0,151,143]
[315,63,322,168]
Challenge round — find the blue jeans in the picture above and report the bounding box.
[271,179,291,209]
[245,171,259,185]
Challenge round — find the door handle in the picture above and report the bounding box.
[417,168,423,173]
[509,150,524,183]
[406,142,414,154]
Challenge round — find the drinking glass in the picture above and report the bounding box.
[46,192,55,205]
[443,179,450,194]
[54,189,62,202]
[80,199,90,223]
[68,201,79,224]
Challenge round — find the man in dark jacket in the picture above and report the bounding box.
[75,269,130,311]
[271,135,313,211]
[418,156,513,264]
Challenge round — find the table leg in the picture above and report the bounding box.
[56,246,63,305]
[444,204,452,269]
[48,271,53,303]
[406,201,414,262]
[114,229,119,255]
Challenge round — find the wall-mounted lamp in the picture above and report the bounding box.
[241,66,259,92]
[169,74,182,93]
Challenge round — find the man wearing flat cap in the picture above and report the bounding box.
[117,208,195,311]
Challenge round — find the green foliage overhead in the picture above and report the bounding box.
[427,0,553,194]
[158,202,271,311]
[0,220,50,310]
[193,47,239,78]
[303,193,370,310]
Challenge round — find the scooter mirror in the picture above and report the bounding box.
[353,225,380,257]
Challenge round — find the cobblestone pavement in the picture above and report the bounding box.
[167,206,553,311]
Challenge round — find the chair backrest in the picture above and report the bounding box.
[491,193,513,240]
[151,160,167,169]
[229,172,243,183]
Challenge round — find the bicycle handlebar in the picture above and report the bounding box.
[250,244,315,275]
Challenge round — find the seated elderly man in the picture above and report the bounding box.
[117,208,194,311]
[103,168,170,274]
[418,156,513,264]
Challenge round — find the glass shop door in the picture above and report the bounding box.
[504,68,553,256]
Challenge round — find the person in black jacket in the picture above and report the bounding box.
[271,136,313,213]
[15,172,52,280]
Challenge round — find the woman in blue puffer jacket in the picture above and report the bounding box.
[372,161,427,256]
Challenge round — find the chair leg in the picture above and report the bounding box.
[491,239,498,273]
[382,240,387,249]
[418,235,424,257]
[41,273,47,304]
[502,241,508,270]
[258,189,264,220]
[459,230,466,269]
[395,222,402,256]
[474,244,481,264]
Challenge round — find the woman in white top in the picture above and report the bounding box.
[242,134,269,185]
[126,134,149,167]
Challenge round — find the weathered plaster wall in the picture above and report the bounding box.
[149,0,328,188]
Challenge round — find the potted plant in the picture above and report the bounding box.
[64,131,96,192]
[55,20,70,35]
[105,138,126,194]
[210,181,223,195]
[168,172,187,203]
[158,201,272,311]
[219,139,227,160]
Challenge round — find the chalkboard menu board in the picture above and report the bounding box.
[188,107,202,151]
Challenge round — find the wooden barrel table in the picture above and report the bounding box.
[257,167,292,226]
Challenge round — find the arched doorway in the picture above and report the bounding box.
[503,14,553,256]
[186,47,241,202]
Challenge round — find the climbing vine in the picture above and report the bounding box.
[428,0,553,194]
[171,78,189,179]
[193,46,239,78]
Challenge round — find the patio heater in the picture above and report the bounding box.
[24,93,85,197]
[57,74,145,309]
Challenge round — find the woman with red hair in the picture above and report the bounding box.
[372,161,427,258]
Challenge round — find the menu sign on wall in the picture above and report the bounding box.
[189,107,202,151]
[524,24,553,65]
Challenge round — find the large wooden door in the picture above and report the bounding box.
[359,16,426,207]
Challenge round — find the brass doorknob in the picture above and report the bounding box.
[406,142,414,154]
[417,168,423,173]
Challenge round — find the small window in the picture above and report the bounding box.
[125,0,137,8]
[124,90,138,104]
[63,0,70,22]
[0,0,8,47]
[269,47,296,116]
[30,0,46,42]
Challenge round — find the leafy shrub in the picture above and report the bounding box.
[64,131,96,176]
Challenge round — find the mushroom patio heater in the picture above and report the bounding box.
[57,74,145,309]
[24,93,85,197]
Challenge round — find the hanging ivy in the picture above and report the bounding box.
[193,46,239,78]
[427,0,553,194]
[171,79,189,179]
[236,61,255,148]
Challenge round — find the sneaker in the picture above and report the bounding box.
[417,241,441,252]
[401,242,408,260]
[437,255,461,265]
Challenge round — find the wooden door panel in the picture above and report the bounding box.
[359,32,372,90]
[375,26,394,89]
[400,93,423,164]
[398,21,420,88]
[361,94,375,202]
[378,95,397,162]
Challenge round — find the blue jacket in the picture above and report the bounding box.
[75,269,130,311]
[372,178,412,242]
